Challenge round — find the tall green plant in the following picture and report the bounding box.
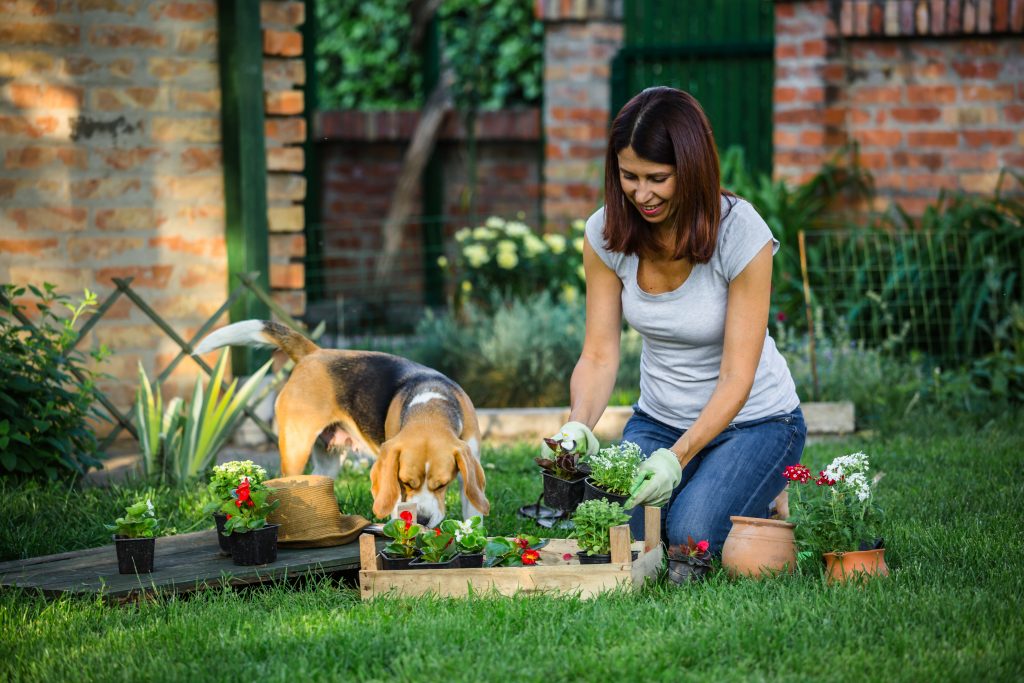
[0,284,110,480]
[134,350,272,485]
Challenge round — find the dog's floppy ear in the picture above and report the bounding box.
[454,442,489,515]
[370,440,401,519]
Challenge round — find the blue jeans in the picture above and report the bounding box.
[622,405,806,554]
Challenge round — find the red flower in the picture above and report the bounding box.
[522,549,540,565]
[696,540,709,554]
[403,521,411,532]
[226,514,232,520]
[776,311,787,323]
[400,510,413,523]
[783,464,811,483]
[235,479,252,506]
[235,499,242,508]
[435,528,442,536]
[816,470,836,486]
[562,553,573,561]
[516,537,529,549]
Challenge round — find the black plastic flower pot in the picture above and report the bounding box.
[212,513,232,555]
[667,558,712,584]
[457,552,484,568]
[576,551,611,564]
[113,535,155,574]
[582,478,630,507]
[541,471,586,515]
[379,551,417,570]
[409,555,461,570]
[230,524,279,566]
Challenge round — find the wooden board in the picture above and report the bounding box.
[359,510,662,600]
[0,530,376,602]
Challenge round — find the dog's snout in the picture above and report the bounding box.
[416,513,432,527]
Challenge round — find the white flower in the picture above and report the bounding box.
[543,233,566,254]
[496,250,518,269]
[505,221,530,237]
[571,219,585,231]
[454,228,471,242]
[496,239,517,254]
[485,216,506,229]
[146,499,154,514]
[523,234,547,257]
[436,255,448,268]
[472,227,497,241]
[464,244,489,268]
[573,237,584,253]
[453,519,474,543]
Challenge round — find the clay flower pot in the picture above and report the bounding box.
[721,515,797,578]
[824,548,889,583]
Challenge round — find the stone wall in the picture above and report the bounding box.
[0,0,307,411]
[774,0,1023,213]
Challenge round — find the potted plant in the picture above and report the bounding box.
[782,453,888,582]
[106,499,160,574]
[379,510,421,570]
[570,499,631,564]
[204,460,268,554]
[440,515,488,568]
[666,536,713,584]
[219,478,280,566]
[483,534,548,568]
[583,441,643,506]
[535,430,591,515]
[410,527,459,569]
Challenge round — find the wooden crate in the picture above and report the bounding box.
[358,506,661,599]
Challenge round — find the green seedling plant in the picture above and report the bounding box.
[105,499,160,539]
[571,499,630,556]
[484,534,547,567]
[416,527,458,564]
[440,515,488,554]
[381,510,420,558]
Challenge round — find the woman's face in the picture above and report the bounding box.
[617,146,676,224]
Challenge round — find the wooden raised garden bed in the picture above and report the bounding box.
[358,506,662,599]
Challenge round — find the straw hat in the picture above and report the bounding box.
[264,475,371,548]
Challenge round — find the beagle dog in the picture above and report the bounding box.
[193,320,489,527]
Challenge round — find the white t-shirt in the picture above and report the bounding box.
[585,197,800,429]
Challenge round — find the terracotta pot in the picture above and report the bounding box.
[824,548,889,583]
[721,515,797,578]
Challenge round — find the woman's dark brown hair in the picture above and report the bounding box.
[603,87,732,263]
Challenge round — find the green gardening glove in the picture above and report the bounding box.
[624,448,683,508]
[539,421,600,459]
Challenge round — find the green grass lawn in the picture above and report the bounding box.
[2,414,1023,682]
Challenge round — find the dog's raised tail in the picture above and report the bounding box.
[192,320,319,363]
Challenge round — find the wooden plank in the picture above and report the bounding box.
[0,530,380,600]
[644,505,661,552]
[359,534,378,571]
[609,525,631,564]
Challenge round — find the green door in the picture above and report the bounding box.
[611,0,774,177]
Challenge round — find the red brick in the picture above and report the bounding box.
[91,86,168,111]
[96,265,174,289]
[962,84,1015,102]
[855,85,902,104]
[773,129,799,147]
[801,39,827,58]
[151,118,220,142]
[270,263,304,289]
[179,264,226,288]
[89,25,166,48]
[892,151,944,171]
[74,0,145,13]
[260,0,304,25]
[95,207,161,231]
[71,178,143,200]
[271,290,305,317]
[946,151,999,170]
[0,22,79,46]
[890,106,941,123]
[0,237,58,255]
[154,175,223,201]
[5,146,87,169]
[67,237,145,262]
[149,0,215,21]
[906,85,957,104]
[94,148,163,170]
[263,29,302,57]
[267,174,306,201]
[265,117,306,144]
[856,151,890,169]
[911,62,946,79]
[1005,105,1024,123]
[173,88,220,112]
[0,51,56,77]
[6,83,82,109]
[267,146,303,172]
[179,147,221,172]
[147,58,217,81]
[270,233,305,259]
[775,43,798,60]
[262,58,305,87]
[148,235,226,258]
[853,129,901,147]
[0,0,58,16]
[962,130,1016,147]
[904,174,958,192]
[177,29,217,53]
[774,87,799,104]
[907,131,959,146]
[951,61,1003,78]
[9,207,87,232]
[265,90,303,115]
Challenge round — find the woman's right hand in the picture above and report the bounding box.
[539,421,599,459]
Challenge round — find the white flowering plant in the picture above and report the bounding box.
[586,441,643,496]
[203,460,269,514]
[439,515,488,554]
[442,215,585,308]
[782,452,884,558]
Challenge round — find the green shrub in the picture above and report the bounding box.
[0,284,109,480]
[570,498,630,556]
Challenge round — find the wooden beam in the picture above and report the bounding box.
[217,0,271,375]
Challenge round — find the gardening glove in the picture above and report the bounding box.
[624,448,682,508]
[539,421,600,459]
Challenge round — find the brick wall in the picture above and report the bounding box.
[774,0,1023,214]
[537,0,623,229]
[0,0,306,413]
[314,108,541,328]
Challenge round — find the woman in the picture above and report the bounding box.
[544,87,806,552]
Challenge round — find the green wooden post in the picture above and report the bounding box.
[302,0,324,303]
[421,16,445,309]
[217,0,271,375]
